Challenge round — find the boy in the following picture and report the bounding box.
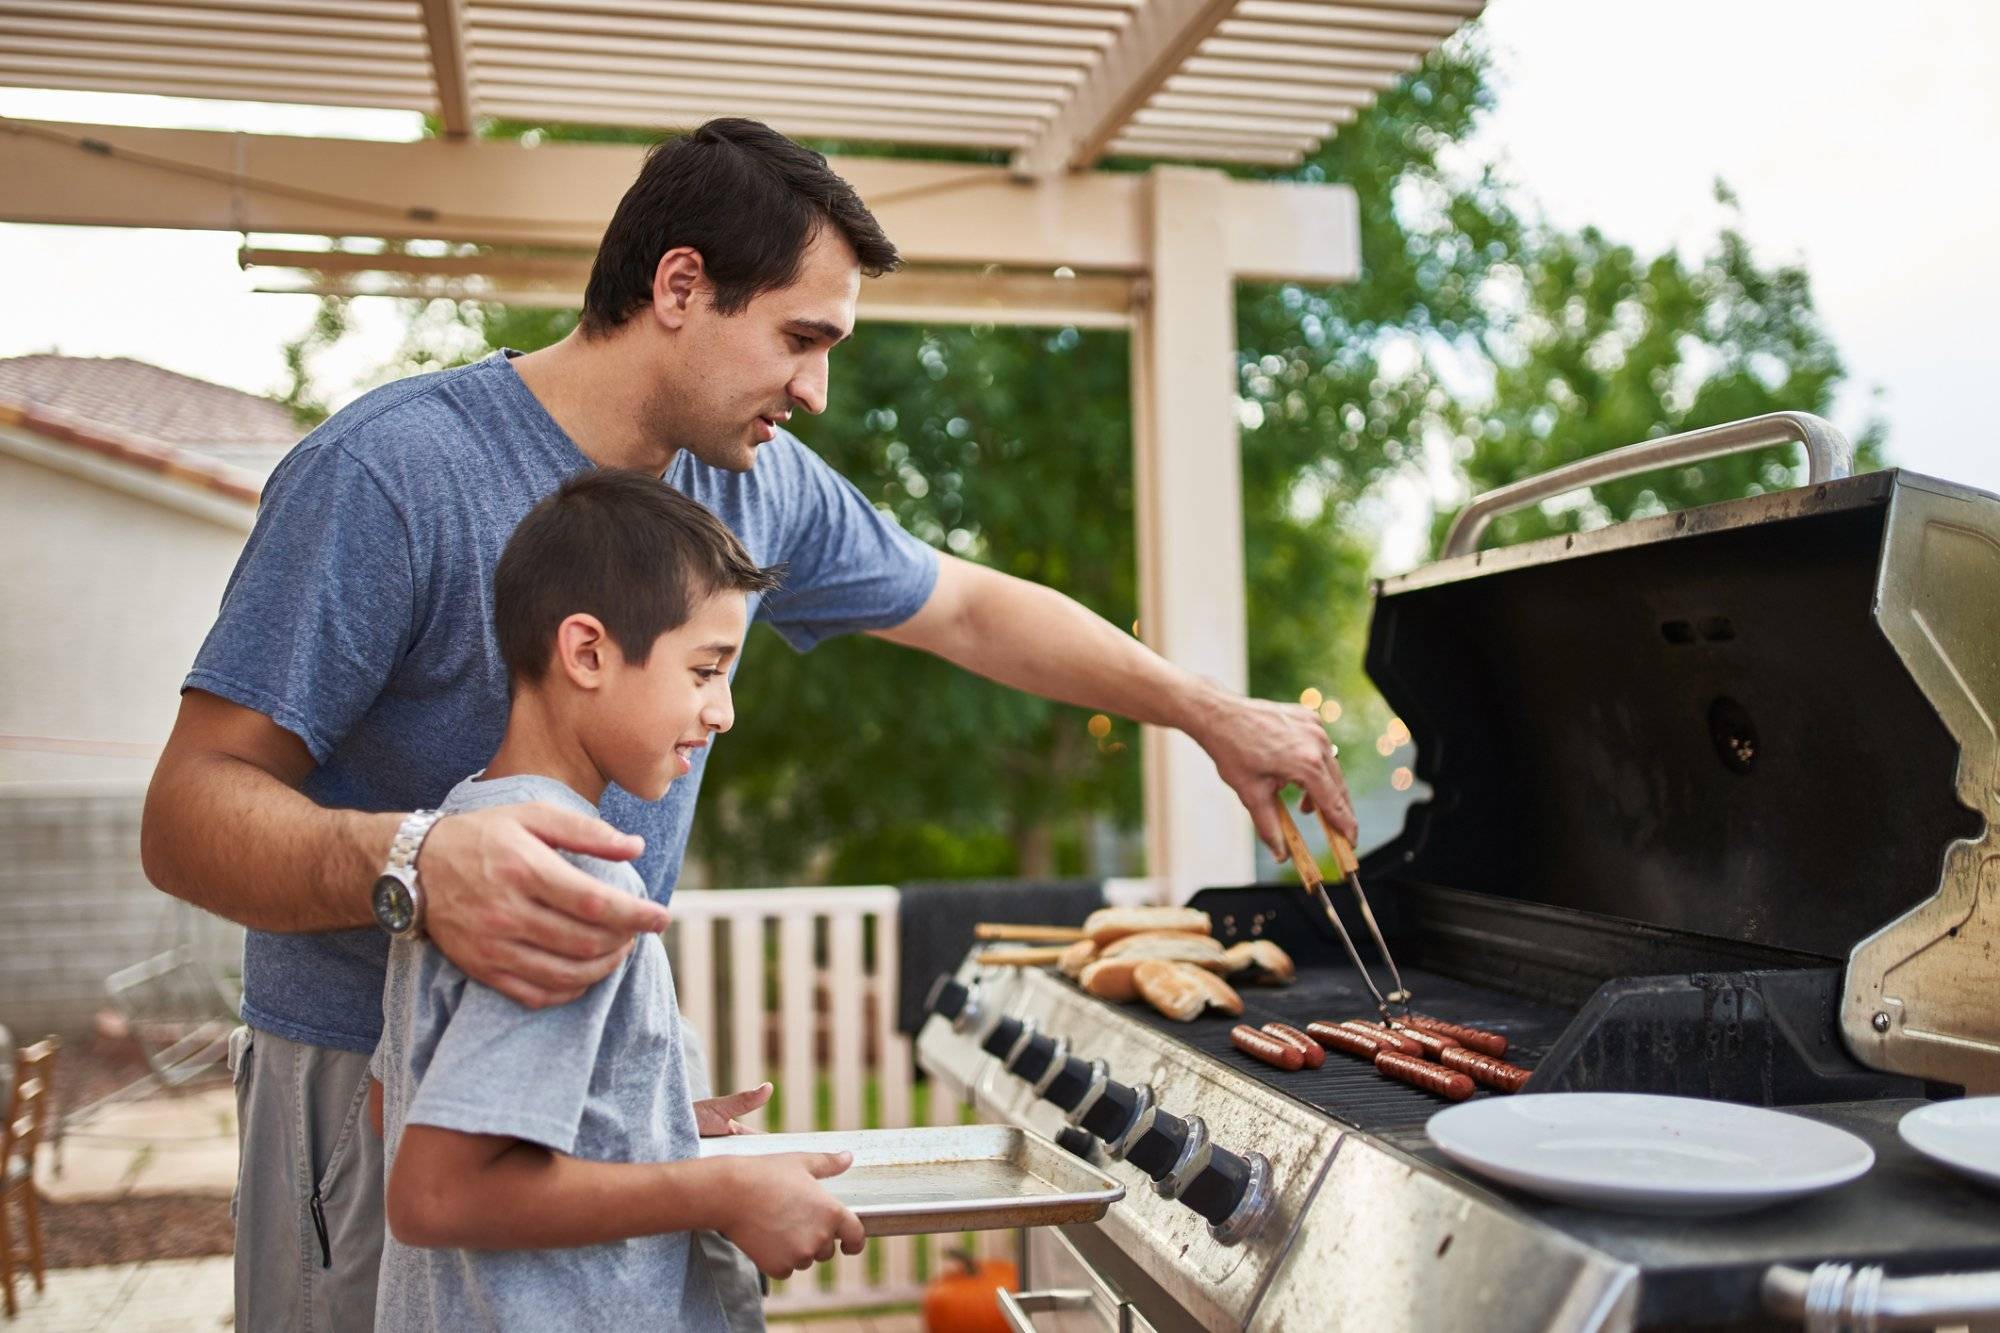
[372,468,865,1329]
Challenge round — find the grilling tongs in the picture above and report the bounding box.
[1275,802,1412,1024]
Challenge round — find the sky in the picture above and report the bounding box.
[3,0,1997,502]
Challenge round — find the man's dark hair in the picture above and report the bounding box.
[495,469,783,686]
[579,117,901,336]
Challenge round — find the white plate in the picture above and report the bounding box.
[1899,1097,2000,1189]
[1426,1093,1875,1214]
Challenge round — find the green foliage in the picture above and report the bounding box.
[700,322,1145,884]
[1441,197,1884,550]
[311,34,1877,885]
[276,296,351,427]
[1232,43,1524,776]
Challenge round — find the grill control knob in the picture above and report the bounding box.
[1055,1124,1098,1161]
[1007,1032,1058,1085]
[1123,1108,1192,1182]
[1039,1056,1094,1113]
[1182,1142,1274,1246]
[1078,1079,1141,1144]
[1180,1147,1254,1226]
[925,975,970,1021]
[980,1016,1025,1060]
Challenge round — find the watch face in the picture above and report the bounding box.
[372,874,416,935]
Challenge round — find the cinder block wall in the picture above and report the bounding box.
[0,783,242,1039]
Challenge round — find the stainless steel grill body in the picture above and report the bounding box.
[920,433,2000,1330]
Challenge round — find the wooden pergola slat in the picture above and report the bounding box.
[465,10,1101,68]
[466,0,1117,50]
[0,32,433,79]
[480,88,1043,135]
[472,67,1062,120]
[0,13,423,60]
[471,27,1086,86]
[418,0,474,137]
[5,1,423,41]
[471,49,1071,101]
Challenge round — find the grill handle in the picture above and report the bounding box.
[1441,411,1854,559]
[1763,1261,2000,1330]
[997,1287,1106,1332]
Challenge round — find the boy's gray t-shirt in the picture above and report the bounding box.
[185,350,938,1054]
[373,772,725,1332]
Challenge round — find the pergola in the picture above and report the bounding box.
[0,0,1483,899]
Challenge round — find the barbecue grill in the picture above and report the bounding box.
[917,415,2000,1332]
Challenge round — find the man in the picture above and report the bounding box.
[142,118,1354,1330]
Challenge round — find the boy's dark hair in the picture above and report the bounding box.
[579,117,901,336]
[495,469,783,686]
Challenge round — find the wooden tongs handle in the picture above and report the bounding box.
[1274,805,1324,889]
[1276,803,1396,1020]
[1313,808,1361,877]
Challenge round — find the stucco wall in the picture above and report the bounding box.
[0,445,250,784]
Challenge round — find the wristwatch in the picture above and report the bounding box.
[371,809,444,940]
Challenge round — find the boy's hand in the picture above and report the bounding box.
[419,803,669,1009]
[716,1152,866,1277]
[695,1083,770,1136]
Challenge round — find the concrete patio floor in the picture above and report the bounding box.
[3,1254,923,1331]
[39,1085,236,1202]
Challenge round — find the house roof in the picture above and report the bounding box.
[0,354,299,481]
[0,355,299,505]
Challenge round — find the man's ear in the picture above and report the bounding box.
[554,614,612,688]
[652,246,706,330]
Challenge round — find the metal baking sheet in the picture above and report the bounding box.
[699,1125,1123,1236]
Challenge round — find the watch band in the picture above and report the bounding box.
[382,809,443,936]
[386,809,443,875]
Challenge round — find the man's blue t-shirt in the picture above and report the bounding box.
[187,352,938,1054]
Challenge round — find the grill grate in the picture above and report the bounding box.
[1105,965,1574,1136]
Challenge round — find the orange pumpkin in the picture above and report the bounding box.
[922,1248,1018,1333]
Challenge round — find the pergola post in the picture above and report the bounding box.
[1132,165,1256,902]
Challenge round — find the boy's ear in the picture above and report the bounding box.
[554,614,612,688]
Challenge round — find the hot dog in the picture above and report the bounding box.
[1306,1021,1385,1059]
[1385,1024,1460,1060]
[1439,1045,1531,1093]
[1231,1024,1304,1071]
[1260,1022,1325,1069]
[1373,1050,1476,1101]
[1405,1014,1508,1058]
[1340,1020,1424,1057]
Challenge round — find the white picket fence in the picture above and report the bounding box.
[665,886,1014,1314]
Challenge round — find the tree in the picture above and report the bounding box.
[1440,189,1883,551]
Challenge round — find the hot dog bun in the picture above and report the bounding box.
[1082,906,1211,946]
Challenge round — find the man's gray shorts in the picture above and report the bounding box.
[229,1023,765,1331]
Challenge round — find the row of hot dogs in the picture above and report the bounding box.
[1229,1014,1531,1102]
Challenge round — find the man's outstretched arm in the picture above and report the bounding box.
[141,689,668,1007]
[871,553,1355,856]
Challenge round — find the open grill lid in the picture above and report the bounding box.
[1360,416,2000,1092]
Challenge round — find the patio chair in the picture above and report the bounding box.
[2,1037,59,1319]
[53,903,239,1176]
